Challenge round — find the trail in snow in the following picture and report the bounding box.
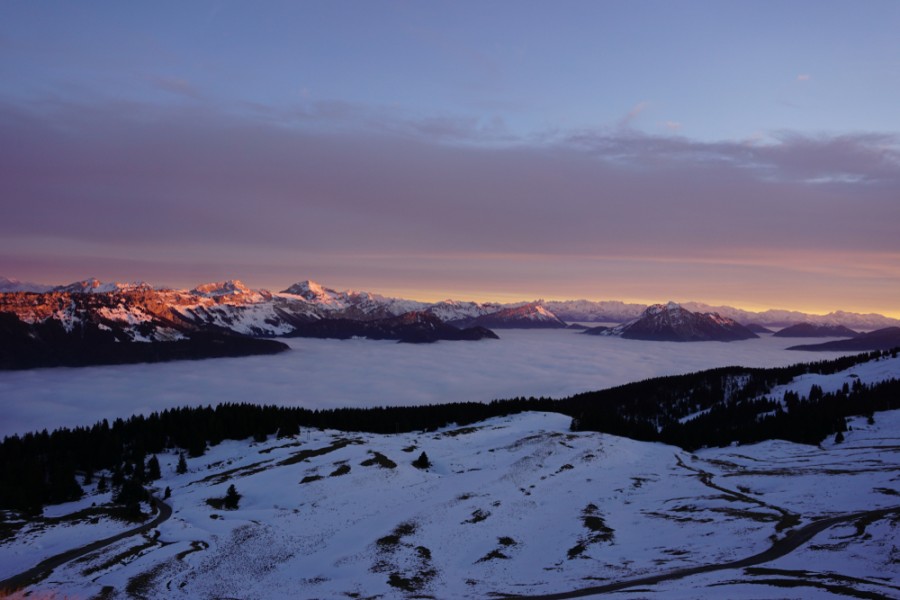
[0,495,172,593]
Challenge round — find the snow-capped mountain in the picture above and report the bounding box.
[680,302,898,330]
[191,280,269,302]
[3,276,898,344]
[53,278,153,294]
[423,299,504,324]
[459,302,568,329]
[0,279,505,366]
[281,280,428,320]
[541,299,647,323]
[0,276,53,293]
[596,302,759,342]
[545,298,900,330]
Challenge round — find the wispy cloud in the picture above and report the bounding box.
[151,76,203,100]
[797,74,811,81]
[618,101,650,128]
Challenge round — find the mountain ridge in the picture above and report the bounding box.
[3,276,898,331]
[589,302,759,342]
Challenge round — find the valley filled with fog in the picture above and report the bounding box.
[0,331,852,438]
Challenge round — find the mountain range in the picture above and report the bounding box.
[3,277,900,369]
[3,276,898,329]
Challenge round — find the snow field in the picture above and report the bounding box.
[9,401,897,599]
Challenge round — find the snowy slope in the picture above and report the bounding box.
[5,355,900,598]
[5,404,897,599]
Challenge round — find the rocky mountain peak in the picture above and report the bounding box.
[606,303,758,342]
[281,280,335,298]
[192,280,253,297]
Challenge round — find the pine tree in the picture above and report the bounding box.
[115,477,147,505]
[188,434,206,458]
[412,451,431,469]
[97,475,108,493]
[224,484,240,510]
[146,455,161,481]
[834,430,845,444]
[111,465,124,487]
[176,453,188,475]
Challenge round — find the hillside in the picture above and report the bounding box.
[2,409,897,599]
[2,350,899,598]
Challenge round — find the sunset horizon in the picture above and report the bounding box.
[4,270,899,320]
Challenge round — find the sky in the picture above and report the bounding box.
[1,1,898,316]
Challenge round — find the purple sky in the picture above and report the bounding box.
[1,1,898,315]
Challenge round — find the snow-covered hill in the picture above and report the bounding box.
[5,404,898,599]
[3,349,899,599]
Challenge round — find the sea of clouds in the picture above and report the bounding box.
[0,331,851,438]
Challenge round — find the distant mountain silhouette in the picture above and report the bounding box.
[787,327,900,351]
[773,323,858,338]
[587,303,758,342]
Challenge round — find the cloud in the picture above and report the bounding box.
[618,101,650,128]
[797,74,811,81]
[664,121,682,132]
[0,333,846,438]
[564,127,900,185]
[0,99,897,311]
